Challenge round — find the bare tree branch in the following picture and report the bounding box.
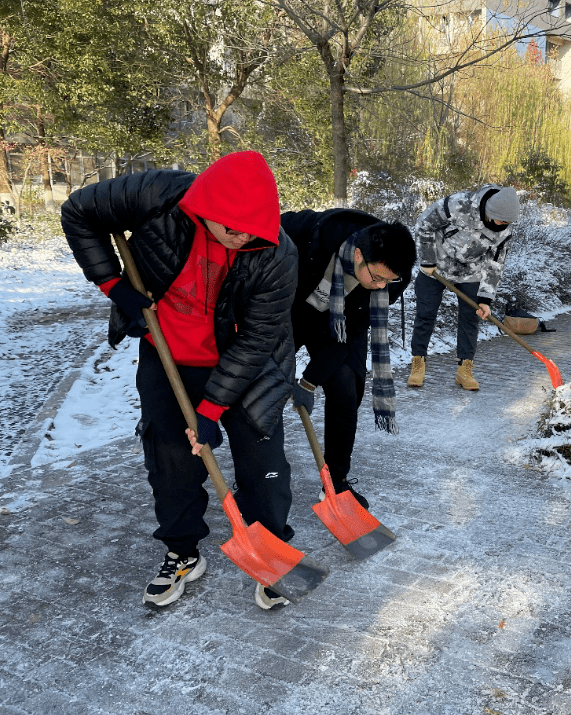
[344,27,555,94]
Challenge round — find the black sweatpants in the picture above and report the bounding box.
[136,339,293,557]
[410,271,481,361]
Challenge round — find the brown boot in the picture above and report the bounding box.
[407,356,425,387]
[455,359,479,390]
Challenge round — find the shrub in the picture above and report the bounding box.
[505,150,570,207]
[0,213,15,244]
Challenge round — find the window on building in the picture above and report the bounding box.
[549,0,560,16]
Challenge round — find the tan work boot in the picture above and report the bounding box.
[407,356,425,387]
[455,359,479,390]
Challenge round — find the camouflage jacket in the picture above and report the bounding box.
[415,184,513,301]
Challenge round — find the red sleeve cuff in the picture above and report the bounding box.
[197,400,228,423]
[99,277,121,297]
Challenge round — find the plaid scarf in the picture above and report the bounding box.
[330,238,398,435]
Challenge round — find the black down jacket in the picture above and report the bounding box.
[61,169,298,437]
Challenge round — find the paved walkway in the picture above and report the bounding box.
[2,314,571,715]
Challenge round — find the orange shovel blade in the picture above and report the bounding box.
[312,492,396,560]
[312,464,396,560]
[220,494,329,603]
[532,351,564,388]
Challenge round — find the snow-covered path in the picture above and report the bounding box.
[0,237,108,466]
[3,231,571,715]
[3,316,571,715]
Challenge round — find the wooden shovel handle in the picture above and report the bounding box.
[432,271,537,356]
[297,405,325,470]
[113,233,229,503]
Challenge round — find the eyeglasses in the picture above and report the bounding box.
[224,226,257,240]
[364,259,402,285]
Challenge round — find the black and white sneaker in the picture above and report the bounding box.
[143,551,206,607]
[254,583,289,610]
[319,478,369,510]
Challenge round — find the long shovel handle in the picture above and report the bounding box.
[113,233,229,503]
[297,405,325,470]
[296,405,336,498]
[432,271,563,388]
[433,271,536,356]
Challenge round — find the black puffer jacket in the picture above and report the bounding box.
[61,169,298,436]
[281,208,411,386]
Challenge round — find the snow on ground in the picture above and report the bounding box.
[30,338,140,466]
[0,223,122,474]
[0,203,570,483]
[506,382,571,480]
[2,200,571,715]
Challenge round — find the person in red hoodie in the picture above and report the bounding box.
[61,152,298,610]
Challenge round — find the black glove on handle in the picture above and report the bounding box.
[195,413,224,450]
[108,278,154,334]
[292,378,315,415]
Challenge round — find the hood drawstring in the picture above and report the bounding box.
[226,250,238,332]
[205,235,209,315]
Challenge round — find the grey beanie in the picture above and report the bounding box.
[485,187,520,223]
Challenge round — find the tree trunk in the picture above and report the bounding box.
[36,109,55,212]
[0,31,12,198]
[0,135,12,197]
[206,110,222,162]
[40,152,55,212]
[330,69,349,207]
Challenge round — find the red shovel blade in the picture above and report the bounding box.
[532,351,564,388]
[220,493,329,603]
[312,465,396,560]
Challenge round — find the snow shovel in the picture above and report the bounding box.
[433,271,563,388]
[113,233,329,603]
[296,404,396,560]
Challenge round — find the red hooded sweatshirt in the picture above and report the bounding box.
[101,151,280,421]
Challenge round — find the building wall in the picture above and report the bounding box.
[418,0,571,91]
[556,39,571,91]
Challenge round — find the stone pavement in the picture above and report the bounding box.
[2,314,571,715]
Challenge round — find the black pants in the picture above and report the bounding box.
[410,271,481,361]
[314,360,365,484]
[136,339,293,556]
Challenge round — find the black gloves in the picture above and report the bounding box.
[108,278,153,334]
[292,378,316,415]
[195,413,223,449]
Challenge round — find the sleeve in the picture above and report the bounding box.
[415,198,452,267]
[60,170,189,285]
[196,400,229,422]
[99,277,121,296]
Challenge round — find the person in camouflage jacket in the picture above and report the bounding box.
[407,184,520,390]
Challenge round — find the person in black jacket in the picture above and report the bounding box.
[61,152,298,610]
[281,209,416,509]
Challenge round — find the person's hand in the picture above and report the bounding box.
[185,414,222,455]
[108,278,156,330]
[420,265,437,277]
[292,378,316,415]
[477,303,491,320]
